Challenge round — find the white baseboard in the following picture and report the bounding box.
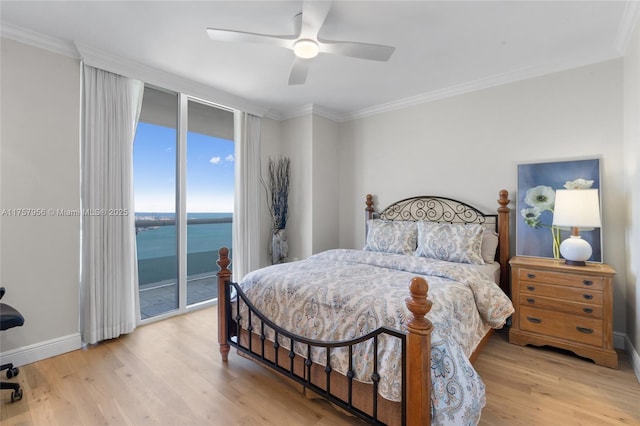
[624,334,640,383]
[0,333,82,367]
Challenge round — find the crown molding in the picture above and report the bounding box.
[0,22,79,58]
[75,42,267,117]
[279,49,625,123]
[311,105,345,123]
[276,104,344,122]
[614,0,640,55]
[0,22,268,117]
[3,17,631,125]
[342,52,623,122]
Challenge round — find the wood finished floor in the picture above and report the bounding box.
[2,306,639,425]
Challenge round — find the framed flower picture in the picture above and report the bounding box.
[516,158,602,262]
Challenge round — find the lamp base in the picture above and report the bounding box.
[559,235,592,267]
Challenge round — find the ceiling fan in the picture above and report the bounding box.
[206,0,395,85]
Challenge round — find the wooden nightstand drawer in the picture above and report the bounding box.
[520,282,603,305]
[518,268,604,290]
[519,294,602,319]
[519,306,603,347]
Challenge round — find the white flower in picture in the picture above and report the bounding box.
[524,185,555,212]
[520,208,542,227]
[563,178,594,189]
[522,185,559,258]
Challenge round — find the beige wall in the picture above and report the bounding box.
[311,115,340,254]
[281,115,313,260]
[623,16,640,370]
[0,38,81,356]
[337,60,627,338]
[275,114,340,262]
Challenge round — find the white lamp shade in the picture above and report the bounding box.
[552,189,601,228]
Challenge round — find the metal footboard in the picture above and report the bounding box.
[222,279,407,425]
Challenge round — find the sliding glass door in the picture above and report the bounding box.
[134,88,179,319]
[134,87,234,321]
[185,99,235,305]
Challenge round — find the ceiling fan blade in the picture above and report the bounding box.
[300,0,332,39]
[206,28,296,49]
[288,57,310,85]
[318,40,396,61]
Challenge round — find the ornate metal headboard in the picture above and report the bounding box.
[364,191,511,296]
[374,195,497,232]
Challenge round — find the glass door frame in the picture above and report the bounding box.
[137,92,234,325]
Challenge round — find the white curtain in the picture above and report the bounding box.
[80,65,144,344]
[233,111,262,281]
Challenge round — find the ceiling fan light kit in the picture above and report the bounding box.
[293,39,319,59]
[205,0,395,85]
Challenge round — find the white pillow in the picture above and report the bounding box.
[481,228,499,264]
[415,222,485,265]
[364,219,417,255]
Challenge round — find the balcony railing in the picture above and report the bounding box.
[136,217,231,320]
[135,216,232,228]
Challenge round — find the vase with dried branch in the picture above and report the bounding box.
[264,157,290,264]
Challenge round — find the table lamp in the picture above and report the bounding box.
[552,188,601,266]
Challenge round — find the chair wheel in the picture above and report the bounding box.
[6,367,19,379]
[11,388,23,402]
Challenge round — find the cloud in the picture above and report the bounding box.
[210,155,233,165]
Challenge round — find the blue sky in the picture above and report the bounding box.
[133,122,234,213]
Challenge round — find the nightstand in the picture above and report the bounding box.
[508,256,617,368]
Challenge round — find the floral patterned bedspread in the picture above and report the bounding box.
[237,249,514,425]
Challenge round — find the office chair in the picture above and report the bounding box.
[0,287,24,402]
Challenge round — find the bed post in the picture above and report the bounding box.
[365,194,375,244]
[497,190,511,296]
[217,247,232,362]
[405,277,433,426]
[365,194,374,219]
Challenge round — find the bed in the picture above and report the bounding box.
[216,190,514,425]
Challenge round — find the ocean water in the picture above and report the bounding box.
[135,212,232,285]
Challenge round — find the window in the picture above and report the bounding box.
[134,87,234,321]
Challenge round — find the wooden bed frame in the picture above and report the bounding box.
[216,190,511,425]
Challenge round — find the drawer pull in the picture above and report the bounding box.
[526,298,535,304]
[527,273,536,279]
[583,308,593,314]
[527,286,536,292]
[576,326,594,334]
[526,316,542,324]
[582,294,593,300]
[583,279,593,286]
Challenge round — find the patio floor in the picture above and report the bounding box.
[139,273,218,319]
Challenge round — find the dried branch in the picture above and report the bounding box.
[262,157,290,231]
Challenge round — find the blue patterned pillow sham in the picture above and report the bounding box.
[415,222,485,264]
[364,219,417,255]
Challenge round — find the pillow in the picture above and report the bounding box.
[481,228,499,264]
[364,219,417,255]
[415,222,485,264]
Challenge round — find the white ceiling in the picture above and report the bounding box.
[1,1,637,120]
